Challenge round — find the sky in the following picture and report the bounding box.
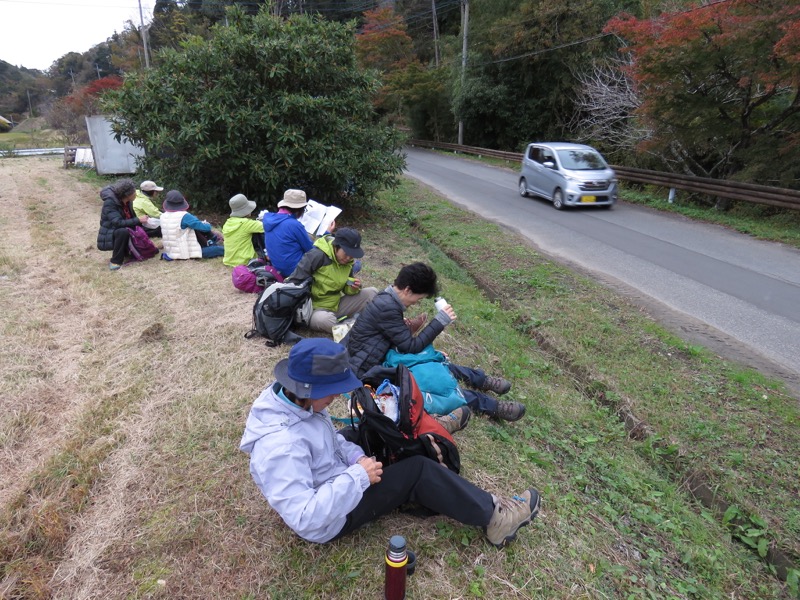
[0,0,153,71]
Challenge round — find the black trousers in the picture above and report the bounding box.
[111,228,131,265]
[334,455,494,539]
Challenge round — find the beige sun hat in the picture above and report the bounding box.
[277,189,308,209]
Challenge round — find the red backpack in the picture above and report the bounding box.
[344,365,461,473]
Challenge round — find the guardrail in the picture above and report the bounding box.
[407,139,800,211]
[1,147,65,157]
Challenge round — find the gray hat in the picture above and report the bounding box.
[229,193,257,217]
[277,189,308,209]
[273,338,362,400]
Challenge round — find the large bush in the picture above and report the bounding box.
[104,7,405,210]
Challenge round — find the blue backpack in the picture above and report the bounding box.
[383,345,466,416]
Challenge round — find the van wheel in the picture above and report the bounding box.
[553,189,565,210]
[518,178,528,197]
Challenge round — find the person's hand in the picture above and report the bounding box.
[444,305,457,321]
[139,215,149,224]
[327,219,336,232]
[357,456,383,485]
[214,230,224,242]
[350,278,362,290]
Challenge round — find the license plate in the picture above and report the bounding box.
[581,196,596,203]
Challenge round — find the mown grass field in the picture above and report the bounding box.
[0,157,797,599]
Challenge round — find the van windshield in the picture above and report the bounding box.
[557,150,607,170]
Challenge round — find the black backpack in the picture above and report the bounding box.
[244,278,312,347]
[341,365,461,473]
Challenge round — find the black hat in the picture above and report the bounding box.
[333,227,364,259]
[163,190,189,211]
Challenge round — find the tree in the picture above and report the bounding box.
[104,7,405,210]
[47,76,123,144]
[606,0,800,191]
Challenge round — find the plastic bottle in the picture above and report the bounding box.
[434,297,448,311]
[384,535,408,600]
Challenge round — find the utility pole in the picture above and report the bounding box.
[432,0,440,67]
[458,0,469,145]
[27,90,34,118]
[95,63,102,79]
[138,0,151,68]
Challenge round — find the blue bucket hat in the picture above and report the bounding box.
[273,338,362,399]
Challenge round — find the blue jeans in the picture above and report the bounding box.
[202,245,225,258]
[447,364,498,416]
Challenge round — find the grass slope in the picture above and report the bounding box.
[0,159,797,599]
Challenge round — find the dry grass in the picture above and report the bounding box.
[0,157,796,599]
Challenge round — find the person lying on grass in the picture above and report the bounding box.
[239,338,541,547]
[346,262,526,422]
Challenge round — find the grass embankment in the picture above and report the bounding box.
[0,128,64,152]
[0,160,798,598]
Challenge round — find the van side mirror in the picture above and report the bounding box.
[543,160,556,169]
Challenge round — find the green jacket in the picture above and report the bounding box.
[288,235,358,311]
[222,216,264,267]
[132,191,162,219]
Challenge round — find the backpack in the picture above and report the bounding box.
[244,278,312,347]
[384,345,467,416]
[342,365,461,473]
[127,226,159,261]
[232,259,283,294]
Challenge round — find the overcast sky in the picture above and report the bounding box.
[0,0,153,71]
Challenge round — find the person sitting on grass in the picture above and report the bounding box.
[222,194,265,267]
[132,180,164,238]
[262,189,315,277]
[239,337,541,546]
[97,178,149,271]
[160,190,225,260]
[346,262,526,422]
[285,227,377,334]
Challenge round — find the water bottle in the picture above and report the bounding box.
[384,535,408,600]
[434,297,448,311]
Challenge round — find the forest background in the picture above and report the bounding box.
[1,0,799,201]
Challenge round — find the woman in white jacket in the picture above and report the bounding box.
[239,338,541,548]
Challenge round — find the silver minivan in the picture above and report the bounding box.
[519,142,618,209]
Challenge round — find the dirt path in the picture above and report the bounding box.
[0,158,266,596]
[0,157,103,506]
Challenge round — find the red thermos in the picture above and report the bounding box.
[384,535,408,600]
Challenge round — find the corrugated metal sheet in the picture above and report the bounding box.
[85,115,145,175]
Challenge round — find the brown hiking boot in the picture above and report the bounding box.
[485,488,541,548]
[482,375,511,395]
[433,406,471,434]
[495,400,526,422]
[404,313,428,336]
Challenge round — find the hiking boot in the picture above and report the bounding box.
[109,262,122,271]
[434,406,471,434]
[482,375,511,395]
[495,400,526,422]
[484,488,541,548]
[404,313,428,336]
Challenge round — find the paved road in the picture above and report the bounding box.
[404,147,800,393]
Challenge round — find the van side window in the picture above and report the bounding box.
[528,146,541,162]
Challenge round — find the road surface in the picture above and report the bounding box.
[404,147,800,395]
